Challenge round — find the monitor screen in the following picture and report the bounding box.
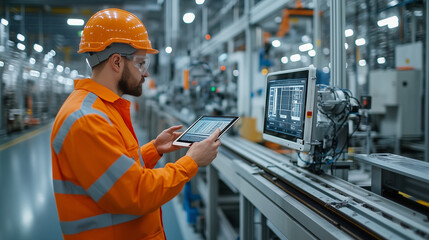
[263,67,317,152]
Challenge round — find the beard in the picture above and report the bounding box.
[118,64,144,96]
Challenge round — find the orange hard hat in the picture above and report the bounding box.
[78,8,158,54]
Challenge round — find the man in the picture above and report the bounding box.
[50,8,221,240]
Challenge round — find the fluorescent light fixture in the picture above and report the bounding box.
[308,50,316,57]
[218,53,228,62]
[299,43,313,52]
[377,57,386,64]
[66,78,74,86]
[57,65,64,73]
[414,10,423,17]
[232,69,239,77]
[271,40,281,48]
[67,18,85,26]
[355,38,366,46]
[345,29,354,37]
[17,43,26,51]
[301,35,311,43]
[322,67,330,73]
[0,61,4,67]
[377,16,399,29]
[359,59,367,66]
[71,70,78,78]
[48,63,54,69]
[33,44,43,53]
[290,54,301,62]
[1,18,8,26]
[165,46,172,54]
[281,56,288,64]
[29,58,36,64]
[183,13,195,24]
[195,0,205,5]
[323,48,330,55]
[17,33,25,41]
[30,70,40,78]
[388,0,398,7]
[345,43,349,49]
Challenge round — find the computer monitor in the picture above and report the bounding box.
[263,67,317,152]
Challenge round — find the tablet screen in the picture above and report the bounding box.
[177,116,239,143]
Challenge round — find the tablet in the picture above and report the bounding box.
[173,116,239,147]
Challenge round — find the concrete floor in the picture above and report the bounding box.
[0,123,198,240]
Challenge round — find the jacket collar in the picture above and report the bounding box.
[74,78,120,103]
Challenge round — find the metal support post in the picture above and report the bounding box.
[206,165,218,240]
[424,0,429,162]
[330,0,346,88]
[239,194,254,240]
[259,213,268,240]
[313,0,322,68]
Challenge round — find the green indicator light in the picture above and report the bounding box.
[211,87,216,92]
[78,30,83,37]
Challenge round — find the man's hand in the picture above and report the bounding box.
[186,129,221,167]
[153,125,184,155]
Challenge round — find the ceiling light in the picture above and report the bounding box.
[345,29,354,37]
[1,18,8,26]
[17,33,25,41]
[377,16,399,29]
[33,44,43,53]
[0,61,4,67]
[299,43,313,52]
[29,58,36,64]
[355,38,366,46]
[290,54,301,62]
[322,67,330,73]
[359,59,367,66]
[195,0,205,5]
[232,70,239,77]
[67,18,85,26]
[308,50,316,57]
[17,43,26,51]
[183,13,195,24]
[165,46,172,54]
[57,65,64,73]
[345,43,349,49]
[377,57,386,64]
[48,63,54,69]
[271,40,281,48]
[281,56,288,64]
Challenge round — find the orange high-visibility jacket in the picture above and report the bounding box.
[51,78,198,240]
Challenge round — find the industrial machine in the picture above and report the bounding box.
[263,67,360,172]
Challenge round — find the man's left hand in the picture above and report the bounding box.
[154,125,184,155]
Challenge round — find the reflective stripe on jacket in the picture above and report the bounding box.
[51,78,198,240]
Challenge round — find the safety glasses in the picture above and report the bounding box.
[123,54,150,75]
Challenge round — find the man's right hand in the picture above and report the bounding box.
[186,129,221,167]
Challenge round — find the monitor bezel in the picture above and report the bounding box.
[262,67,317,152]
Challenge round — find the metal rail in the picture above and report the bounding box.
[221,136,429,240]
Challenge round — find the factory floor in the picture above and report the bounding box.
[0,123,201,240]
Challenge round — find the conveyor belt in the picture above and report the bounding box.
[220,136,429,240]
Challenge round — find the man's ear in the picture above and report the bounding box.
[109,54,123,73]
